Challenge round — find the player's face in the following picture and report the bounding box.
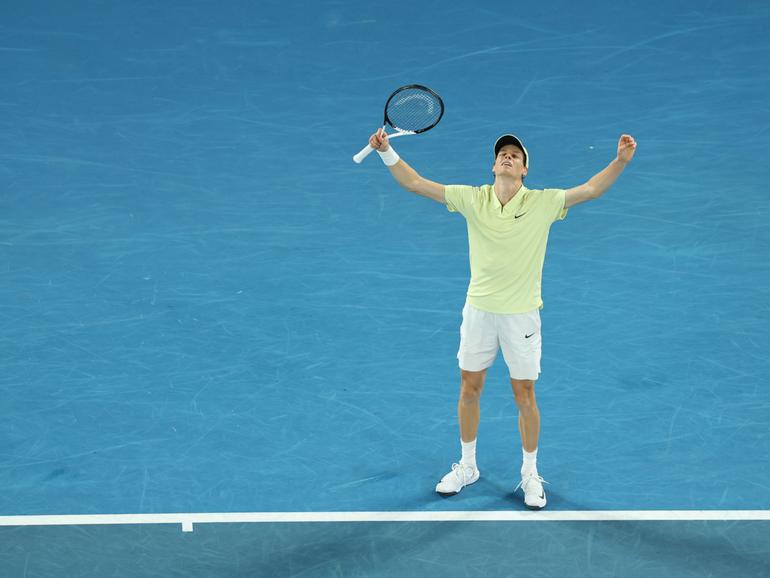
[493,145,527,179]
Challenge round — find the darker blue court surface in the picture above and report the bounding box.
[1,0,769,576]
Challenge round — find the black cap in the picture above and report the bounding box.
[494,134,529,168]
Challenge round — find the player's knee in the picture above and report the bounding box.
[512,380,536,407]
[514,393,535,410]
[459,382,482,403]
[459,370,485,402]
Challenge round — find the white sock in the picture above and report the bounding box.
[522,447,538,476]
[460,439,477,470]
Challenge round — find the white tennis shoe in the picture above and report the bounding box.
[435,463,480,496]
[515,471,548,510]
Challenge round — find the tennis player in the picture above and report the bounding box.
[369,128,637,509]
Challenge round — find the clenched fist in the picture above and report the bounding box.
[617,134,637,164]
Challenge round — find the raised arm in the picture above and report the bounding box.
[564,135,637,209]
[369,128,446,205]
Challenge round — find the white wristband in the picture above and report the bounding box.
[377,146,400,166]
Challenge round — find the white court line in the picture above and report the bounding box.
[1,511,770,533]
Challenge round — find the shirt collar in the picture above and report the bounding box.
[491,184,528,212]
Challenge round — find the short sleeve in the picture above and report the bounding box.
[543,188,568,222]
[445,185,475,216]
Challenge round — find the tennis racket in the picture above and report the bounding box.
[353,84,444,164]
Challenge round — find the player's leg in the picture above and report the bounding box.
[510,378,547,509]
[436,369,487,496]
[436,303,497,496]
[459,368,487,443]
[500,309,547,509]
[511,378,539,453]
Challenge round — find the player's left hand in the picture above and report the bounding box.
[617,134,637,164]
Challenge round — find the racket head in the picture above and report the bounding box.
[383,84,444,134]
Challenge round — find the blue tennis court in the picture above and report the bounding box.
[2,0,769,576]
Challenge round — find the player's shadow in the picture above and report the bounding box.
[235,514,464,577]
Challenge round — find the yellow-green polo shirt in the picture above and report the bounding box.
[445,184,567,314]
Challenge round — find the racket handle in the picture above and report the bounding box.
[353,132,408,163]
[353,144,375,164]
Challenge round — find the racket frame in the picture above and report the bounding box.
[353,84,444,164]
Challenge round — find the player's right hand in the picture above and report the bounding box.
[369,128,389,152]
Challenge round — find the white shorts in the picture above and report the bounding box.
[457,302,542,380]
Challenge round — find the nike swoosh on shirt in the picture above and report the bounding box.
[514,212,528,219]
[525,333,535,339]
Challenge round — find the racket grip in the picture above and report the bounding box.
[353,144,375,164]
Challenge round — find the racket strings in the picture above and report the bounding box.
[386,88,443,133]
